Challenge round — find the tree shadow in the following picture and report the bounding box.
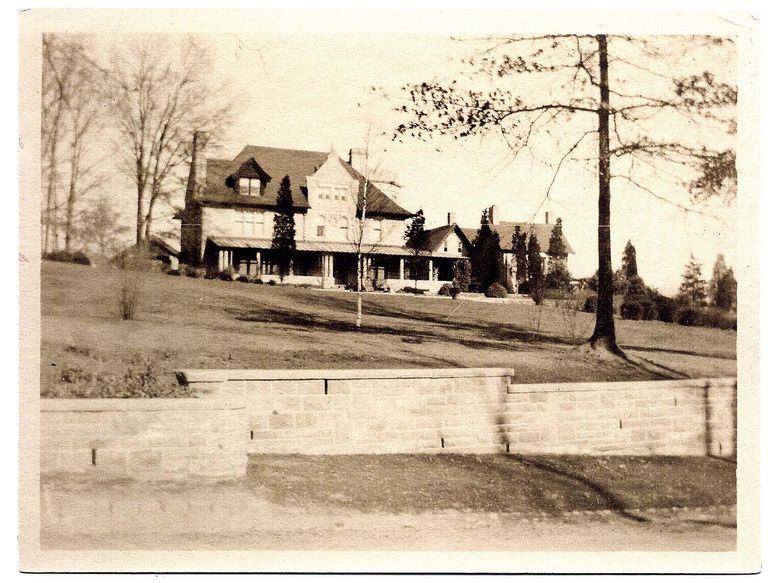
[622,344,737,361]
[505,454,649,522]
[489,413,646,521]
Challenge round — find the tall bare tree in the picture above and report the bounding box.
[389,34,736,354]
[42,34,109,254]
[105,36,233,244]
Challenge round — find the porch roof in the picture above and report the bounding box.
[208,236,448,257]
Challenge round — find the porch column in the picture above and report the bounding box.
[399,257,404,280]
[428,258,434,282]
[218,250,225,271]
[256,251,261,277]
[328,254,334,280]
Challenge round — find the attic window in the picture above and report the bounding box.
[458,241,463,253]
[443,243,448,252]
[239,177,261,196]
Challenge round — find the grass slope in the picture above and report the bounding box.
[41,261,736,396]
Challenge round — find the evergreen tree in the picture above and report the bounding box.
[271,175,296,282]
[511,225,528,284]
[547,217,568,260]
[677,254,707,306]
[621,240,638,278]
[709,254,737,311]
[452,258,471,293]
[545,259,572,291]
[527,232,544,304]
[470,208,502,290]
[404,208,428,287]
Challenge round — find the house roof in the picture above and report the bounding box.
[459,221,575,255]
[196,146,413,218]
[422,224,472,253]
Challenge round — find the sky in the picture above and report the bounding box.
[92,32,737,295]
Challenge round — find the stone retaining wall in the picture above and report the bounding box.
[178,369,736,458]
[40,395,246,480]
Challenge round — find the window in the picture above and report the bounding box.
[235,210,258,236]
[239,177,261,196]
[373,220,382,240]
[317,225,325,237]
[458,241,463,253]
[444,243,449,252]
[340,217,349,238]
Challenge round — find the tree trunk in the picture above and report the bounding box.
[64,145,81,252]
[356,253,363,328]
[136,188,145,244]
[588,35,622,355]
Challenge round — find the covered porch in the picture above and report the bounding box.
[205,236,462,292]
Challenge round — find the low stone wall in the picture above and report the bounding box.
[178,370,737,458]
[40,395,246,480]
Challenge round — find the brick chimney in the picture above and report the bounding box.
[348,148,368,172]
[186,131,207,202]
[447,212,456,226]
[488,205,498,225]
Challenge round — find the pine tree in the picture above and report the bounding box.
[547,217,568,260]
[621,240,638,278]
[271,175,296,283]
[511,225,528,284]
[404,208,428,287]
[677,254,707,307]
[470,208,502,291]
[527,232,544,304]
[709,254,737,311]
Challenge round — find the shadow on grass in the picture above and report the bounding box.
[226,294,575,353]
[622,344,737,361]
[505,455,648,522]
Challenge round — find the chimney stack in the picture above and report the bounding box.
[186,131,208,202]
[349,148,368,172]
[447,212,456,226]
[488,205,498,225]
[545,211,549,224]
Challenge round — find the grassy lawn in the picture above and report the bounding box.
[41,261,736,396]
[247,454,736,515]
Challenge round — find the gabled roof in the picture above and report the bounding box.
[338,158,414,219]
[422,224,472,253]
[199,145,326,210]
[459,221,575,255]
[195,145,413,218]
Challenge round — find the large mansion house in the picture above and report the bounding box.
[175,132,572,292]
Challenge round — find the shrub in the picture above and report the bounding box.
[236,275,250,283]
[118,272,141,321]
[517,280,531,294]
[44,249,91,265]
[267,279,277,286]
[678,306,736,330]
[468,282,483,293]
[438,283,453,296]
[218,267,237,281]
[485,282,508,298]
[582,296,597,313]
[654,295,678,323]
[640,299,659,321]
[252,278,264,284]
[400,286,426,295]
[183,264,205,278]
[620,300,643,320]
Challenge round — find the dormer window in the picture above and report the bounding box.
[239,177,261,196]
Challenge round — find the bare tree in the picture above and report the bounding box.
[346,128,398,329]
[389,35,736,354]
[105,36,234,244]
[42,35,112,254]
[73,194,131,259]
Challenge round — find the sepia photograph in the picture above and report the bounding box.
[17,7,761,574]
